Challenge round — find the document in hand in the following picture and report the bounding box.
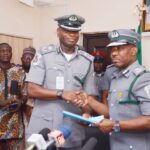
[63,111,104,124]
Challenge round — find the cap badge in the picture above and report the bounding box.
[69,15,77,21]
[111,31,119,38]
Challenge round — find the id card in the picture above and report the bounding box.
[56,76,64,90]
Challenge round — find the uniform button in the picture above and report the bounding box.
[68,63,71,67]
[109,132,112,136]
[53,67,57,70]
[111,103,114,107]
[112,89,116,92]
[129,145,133,149]
[67,80,70,83]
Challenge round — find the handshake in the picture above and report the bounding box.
[61,90,89,107]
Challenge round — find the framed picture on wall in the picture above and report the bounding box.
[142,0,150,31]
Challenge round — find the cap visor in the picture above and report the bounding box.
[60,25,81,31]
[107,41,128,47]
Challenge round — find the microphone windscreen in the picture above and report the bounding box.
[59,126,72,139]
[39,128,51,141]
[10,80,19,95]
[81,137,97,150]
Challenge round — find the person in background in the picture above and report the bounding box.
[82,51,110,150]
[26,14,97,150]
[0,43,26,150]
[95,29,150,150]
[21,47,36,74]
[92,51,107,101]
[21,47,36,124]
[87,50,109,116]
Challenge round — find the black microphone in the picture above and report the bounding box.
[26,128,51,150]
[39,128,50,141]
[27,126,72,150]
[47,144,57,150]
[81,137,98,150]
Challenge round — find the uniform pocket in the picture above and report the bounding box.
[73,72,85,88]
[32,111,54,129]
[46,64,65,88]
[27,111,54,137]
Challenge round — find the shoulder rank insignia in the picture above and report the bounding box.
[40,44,56,55]
[133,67,146,76]
[78,50,94,61]
[32,53,41,66]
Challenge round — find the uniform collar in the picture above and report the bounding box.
[58,44,78,53]
[57,44,79,61]
[112,60,140,79]
[95,72,104,77]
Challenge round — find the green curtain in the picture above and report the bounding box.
[137,24,142,64]
[148,0,150,6]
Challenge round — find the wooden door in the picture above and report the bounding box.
[0,34,33,64]
[83,32,111,66]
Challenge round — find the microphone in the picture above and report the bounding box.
[26,126,72,150]
[26,128,51,150]
[39,128,50,141]
[46,126,72,150]
[81,137,98,150]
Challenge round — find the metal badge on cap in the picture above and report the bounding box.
[111,31,119,38]
[69,15,77,21]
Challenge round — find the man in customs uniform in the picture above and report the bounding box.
[96,29,150,150]
[92,51,107,101]
[26,14,97,150]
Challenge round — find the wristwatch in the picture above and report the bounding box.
[56,90,63,99]
[113,120,120,132]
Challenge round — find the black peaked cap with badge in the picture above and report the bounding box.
[107,29,141,47]
[54,14,85,31]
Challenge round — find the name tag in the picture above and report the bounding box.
[56,76,64,90]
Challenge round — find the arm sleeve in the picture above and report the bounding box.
[101,70,111,90]
[83,62,98,96]
[26,53,45,85]
[133,72,150,115]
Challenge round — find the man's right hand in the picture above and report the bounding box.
[0,98,19,108]
[0,100,10,107]
[62,91,88,107]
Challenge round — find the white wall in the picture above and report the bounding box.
[39,0,140,44]
[142,35,150,69]
[0,0,41,48]
[0,0,150,69]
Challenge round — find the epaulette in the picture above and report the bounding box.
[106,64,115,69]
[78,50,94,62]
[40,44,57,55]
[133,66,146,76]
